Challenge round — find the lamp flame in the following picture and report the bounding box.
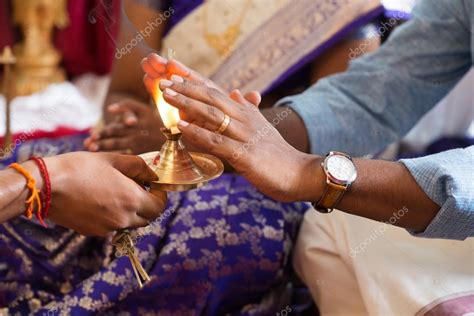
[153,81,181,134]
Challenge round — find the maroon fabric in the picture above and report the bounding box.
[0,0,15,48]
[0,0,120,77]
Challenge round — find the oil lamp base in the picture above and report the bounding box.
[139,151,224,191]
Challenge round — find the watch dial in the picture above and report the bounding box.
[326,155,356,182]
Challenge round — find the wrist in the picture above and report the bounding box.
[295,153,325,202]
[40,156,67,220]
[41,156,66,197]
[22,160,44,192]
[6,161,44,219]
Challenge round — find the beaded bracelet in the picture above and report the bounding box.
[8,163,42,220]
[30,157,52,227]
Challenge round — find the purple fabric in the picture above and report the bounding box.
[0,134,309,315]
[0,174,308,315]
[384,10,411,20]
[165,0,202,34]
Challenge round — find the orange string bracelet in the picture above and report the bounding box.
[9,163,42,219]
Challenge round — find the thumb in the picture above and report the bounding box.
[112,154,158,182]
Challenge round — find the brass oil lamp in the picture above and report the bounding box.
[139,85,224,192]
[114,71,223,288]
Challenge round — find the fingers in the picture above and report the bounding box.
[83,136,97,151]
[111,154,159,182]
[141,58,165,79]
[107,106,138,126]
[229,90,261,109]
[177,120,242,162]
[90,137,132,152]
[84,124,131,152]
[128,215,150,229]
[135,190,167,222]
[163,86,223,127]
[244,91,262,107]
[107,100,151,117]
[143,74,157,95]
[167,59,225,92]
[141,53,168,95]
[229,89,247,104]
[122,110,138,126]
[141,54,227,96]
[97,122,127,139]
[82,136,95,150]
[166,59,192,79]
[161,85,248,141]
[167,59,220,91]
[128,184,167,228]
[86,123,126,144]
[140,53,167,78]
[85,138,130,153]
[146,54,224,92]
[167,59,225,93]
[161,75,241,120]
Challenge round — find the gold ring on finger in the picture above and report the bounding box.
[215,114,231,135]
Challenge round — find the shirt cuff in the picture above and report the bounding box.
[400,147,474,240]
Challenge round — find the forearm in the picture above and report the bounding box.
[0,161,44,223]
[105,1,167,120]
[339,158,439,231]
[300,155,439,232]
[274,0,471,157]
[262,107,310,153]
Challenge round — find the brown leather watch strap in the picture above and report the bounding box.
[314,182,347,213]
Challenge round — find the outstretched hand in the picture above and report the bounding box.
[150,74,317,202]
[84,99,165,154]
[140,53,317,202]
[141,53,262,106]
[45,152,167,236]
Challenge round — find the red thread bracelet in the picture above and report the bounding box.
[30,157,52,227]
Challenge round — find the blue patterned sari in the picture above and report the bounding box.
[1,172,307,315]
[0,0,390,314]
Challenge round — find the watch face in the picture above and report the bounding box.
[325,154,357,184]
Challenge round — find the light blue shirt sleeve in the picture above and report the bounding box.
[401,147,474,240]
[276,0,473,239]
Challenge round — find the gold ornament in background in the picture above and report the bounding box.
[0,47,16,157]
[11,0,69,96]
[203,0,252,57]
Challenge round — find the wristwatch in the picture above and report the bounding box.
[313,151,357,213]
